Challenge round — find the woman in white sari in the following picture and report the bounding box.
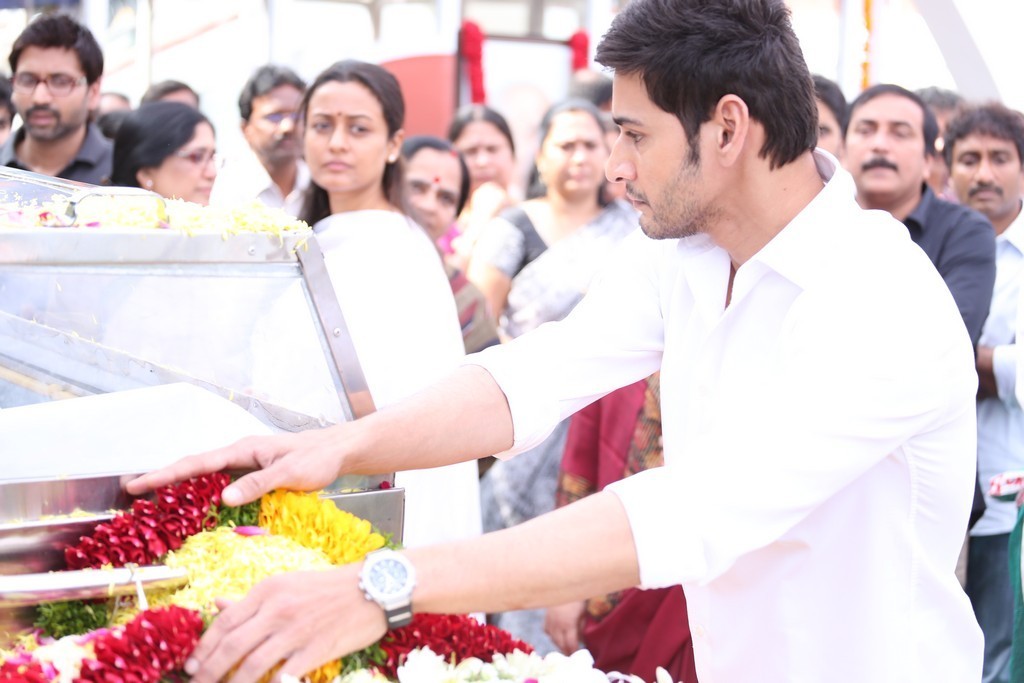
[297,60,481,550]
[467,99,637,652]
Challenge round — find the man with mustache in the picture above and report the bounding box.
[844,83,995,347]
[0,14,111,185]
[945,102,1024,683]
[210,65,308,217]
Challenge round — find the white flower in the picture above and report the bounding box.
[340,646,681,683]
[654,667,678,683]
[29,634,90,683]
[397,647,460,683]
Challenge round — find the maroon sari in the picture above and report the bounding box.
[558,375,698,682]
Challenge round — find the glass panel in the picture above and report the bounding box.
[0,264,345,425]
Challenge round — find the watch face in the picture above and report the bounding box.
[368,557,409,597]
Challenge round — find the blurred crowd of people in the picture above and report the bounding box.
[3,9,1023,683]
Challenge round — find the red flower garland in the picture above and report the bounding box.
[0,658,50,683]
[460,20,486,104]
[0,607,202,683]
[77,606,203,683]
[65,473,231,570]
[377,614,533,678]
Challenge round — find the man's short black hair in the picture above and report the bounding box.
[140,79,199,106]
[595,0,817,170]
[238,65,306,122]
[943,103,1024,169]
[9,13,103,84]
[916,86,965,116]
[812,75,848,132]
[846,83,938,157]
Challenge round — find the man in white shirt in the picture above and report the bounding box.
[946,102,1024,683]
[130,1,983,681]
[210,65,309,216]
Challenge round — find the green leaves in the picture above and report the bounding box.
[35,600,109,639]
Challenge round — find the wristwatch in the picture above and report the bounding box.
[358,548,416,629]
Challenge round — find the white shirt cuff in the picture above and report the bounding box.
[606,467,706,588]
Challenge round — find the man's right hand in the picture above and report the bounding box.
[124,425,349,506]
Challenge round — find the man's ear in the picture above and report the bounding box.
[712,94,750,167]
[86,77,102,112]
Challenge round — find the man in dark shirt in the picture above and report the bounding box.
[0,14,112,185]
[844,83,995,347]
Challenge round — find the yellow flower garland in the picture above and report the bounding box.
[260,490,387,565]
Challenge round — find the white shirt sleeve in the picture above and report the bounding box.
[466,231,666,457]
[994,343,1019,408]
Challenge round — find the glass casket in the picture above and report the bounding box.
[0,168,403,640]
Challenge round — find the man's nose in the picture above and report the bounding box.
[31,80,53,104]
[975,158,995,184]
[606,138,634,183]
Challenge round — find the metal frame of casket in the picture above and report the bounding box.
[0,168,402,640]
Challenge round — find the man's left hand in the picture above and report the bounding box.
[184,566,386,683]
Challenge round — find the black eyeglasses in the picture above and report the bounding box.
[13,72,87,96]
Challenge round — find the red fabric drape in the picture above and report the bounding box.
[461,20,486,103]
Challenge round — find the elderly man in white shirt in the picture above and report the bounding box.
[210,65,309,216]
[128,1,983,681]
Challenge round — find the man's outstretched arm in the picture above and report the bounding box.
[185,491,640,683]
[126,364,515,505]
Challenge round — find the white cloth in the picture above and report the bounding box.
[210,147,310,217]
[314,211,482,549]
[973,205,1024,537]
[468,152,982,682]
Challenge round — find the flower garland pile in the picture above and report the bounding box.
[2,475,677,683]
[0,194,310,239]
[3,474,384,682]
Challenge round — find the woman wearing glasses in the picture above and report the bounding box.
[110,101,219,205]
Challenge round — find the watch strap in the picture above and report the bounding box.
[384,602,413,629]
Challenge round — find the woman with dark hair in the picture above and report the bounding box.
[471,98,637,654]
[446,104,518,270]
[110,101,218,205]
[468,98,635,338]
[448,104,516,196]
[400,134,498,356]
[401,134,470,243]
[297,60,481,549]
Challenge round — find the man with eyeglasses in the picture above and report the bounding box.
[210,65,308,216]
[0,14,112,185]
